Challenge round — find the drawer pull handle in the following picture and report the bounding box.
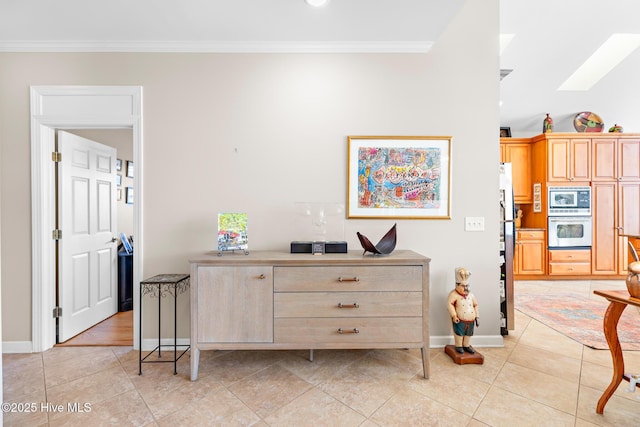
[258,274,265,279]
[337,328,359,334]
[338,302,359,309]
[338,277,359,282]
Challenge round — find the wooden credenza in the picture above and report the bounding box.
[189,250,430,381]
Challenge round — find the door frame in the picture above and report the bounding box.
[30,85,143,352]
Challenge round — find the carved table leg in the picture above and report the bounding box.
[596,301,626,414]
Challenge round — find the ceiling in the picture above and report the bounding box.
[1,0,639,136]
[0,0,464,51]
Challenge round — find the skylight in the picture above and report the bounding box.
[558,33,640,91]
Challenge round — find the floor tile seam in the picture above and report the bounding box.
[492,374,580,417]
[215,359,288,388]
[231,382,326,426]
[407,375,490,419]
[361,386,411,423]
[225,376,314,422]
[508,341,585,371]
[45,384,138,414]
[132,370,207,424]
[488,381,579,418]
[514,316,586,359]
[1,367,48,404]
[577,381,640,409]
[44,364,137,409]
[303,383,371,421]
[315,371,414,419]
[41,356,123,385]
[41,346,115,364]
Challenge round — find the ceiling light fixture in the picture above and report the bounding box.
[558,33,640,91]
[305,0,329,7]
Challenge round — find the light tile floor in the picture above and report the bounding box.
[4,280,640,426]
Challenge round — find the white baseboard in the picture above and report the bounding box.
[2,341,33,353]
[430,335,504,348]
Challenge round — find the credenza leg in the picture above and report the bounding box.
[421,347,429,379]
[190,347,200,381]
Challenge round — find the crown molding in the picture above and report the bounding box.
[0,40,434,53]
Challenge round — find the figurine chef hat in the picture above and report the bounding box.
[455,267,471,285]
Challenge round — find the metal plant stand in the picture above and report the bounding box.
[139,274,190,375]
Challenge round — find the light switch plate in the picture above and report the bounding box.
[465,217,485,232]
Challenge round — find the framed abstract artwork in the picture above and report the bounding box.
[347,136,451,219]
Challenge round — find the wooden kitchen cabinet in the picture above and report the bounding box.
[619,181,640,239]
[514,229,545,276]
[500,139,533,203]
[592,138,640,182]
[547,137,591,182]
[189,250,430,381]
[520,133,640,279]
[591,182,633,275]
[548,249,591,275]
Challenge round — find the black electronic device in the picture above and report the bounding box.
[291,241,347,254]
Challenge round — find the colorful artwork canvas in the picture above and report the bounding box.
[347,136,451,219]
[217,213,248,252]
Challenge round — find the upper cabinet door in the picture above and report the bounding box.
[618,139,640,181]
[592,138,617,181]
[592,138,640,181]
[548,138,591,182]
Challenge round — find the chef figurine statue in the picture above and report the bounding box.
[447,267,479,355]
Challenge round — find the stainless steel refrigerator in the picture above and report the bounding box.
[499,163,515,335]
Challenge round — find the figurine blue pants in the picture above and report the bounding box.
[453,320,475,336]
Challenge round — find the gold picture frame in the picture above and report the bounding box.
[347,136,452,219]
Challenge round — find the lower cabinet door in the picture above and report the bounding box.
[197,266,273,343]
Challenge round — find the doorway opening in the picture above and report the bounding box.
[30,86,143,352]
[55,128,134,346]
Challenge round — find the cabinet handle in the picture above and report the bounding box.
[337,302,359,309]
[337,328,359,334]
[258,274,266,279]
[338,277,360,282]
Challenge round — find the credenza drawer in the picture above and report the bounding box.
[274,317,423,344]
[273,266,422,292]
[274,292,422,318]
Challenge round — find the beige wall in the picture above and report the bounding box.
[0,0,500,347]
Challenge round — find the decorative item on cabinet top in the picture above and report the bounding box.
[574,111,604,133]
[543,114,554,133]
[500,127,512,138]
[217,212,248,255]
[608,123,624,133]
[357,223,397,256]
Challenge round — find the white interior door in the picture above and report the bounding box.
[58,131,118,342]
